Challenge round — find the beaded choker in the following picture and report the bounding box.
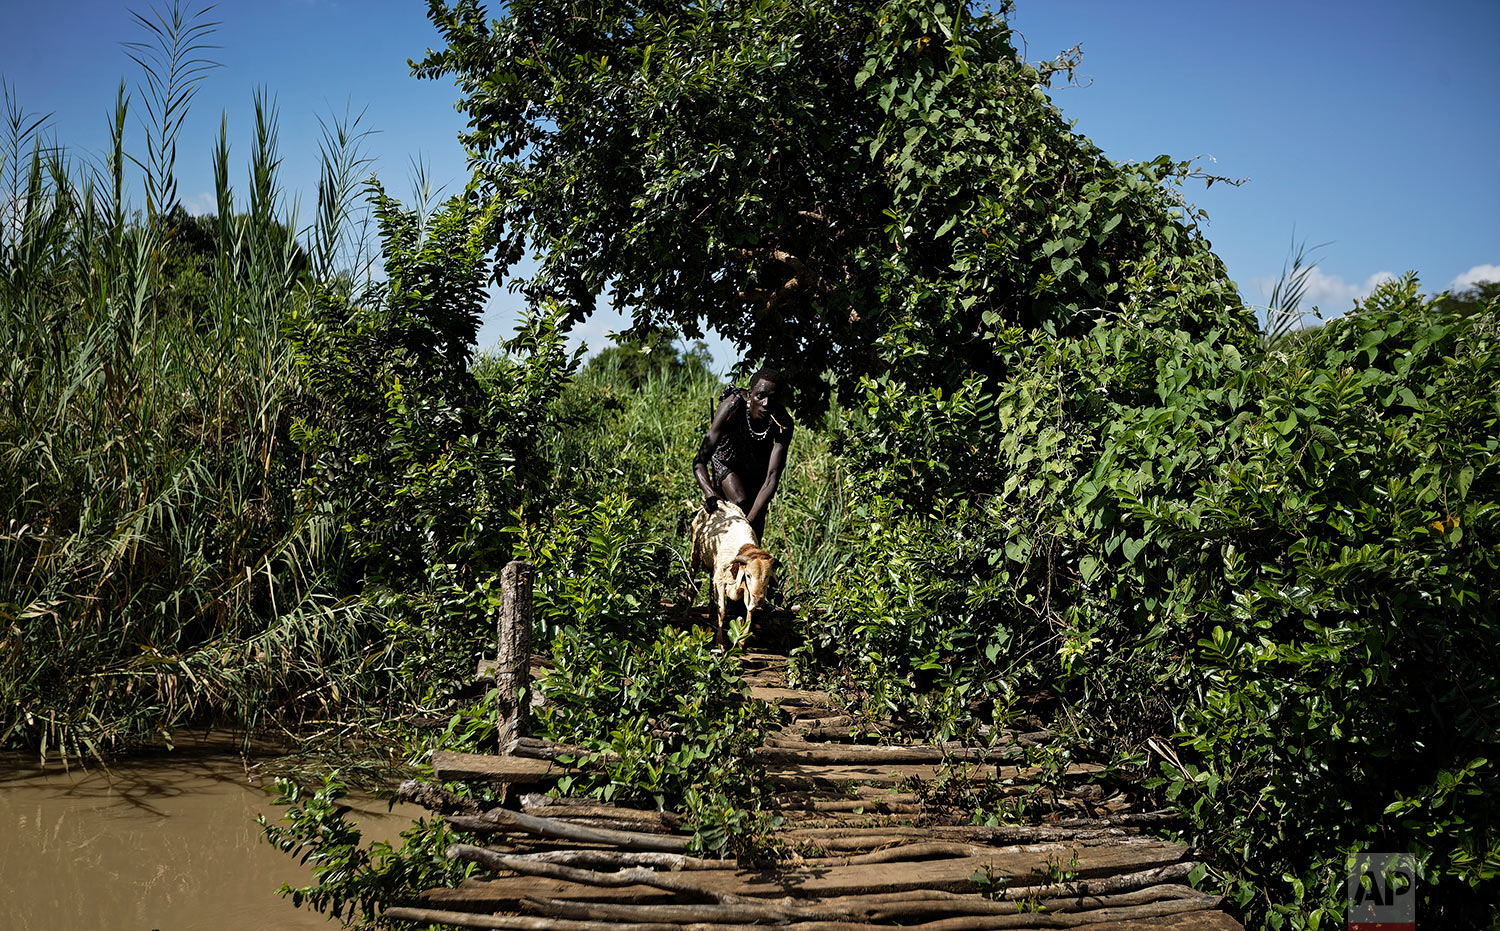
[745,402,771,441]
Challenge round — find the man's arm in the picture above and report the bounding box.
[693,395,740,504]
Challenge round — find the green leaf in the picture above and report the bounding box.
[1457,466,1474,500]
[1080,555,1102,583]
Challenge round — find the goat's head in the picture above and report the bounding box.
[729,544,776,613]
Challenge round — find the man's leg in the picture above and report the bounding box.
[718,471,751,515]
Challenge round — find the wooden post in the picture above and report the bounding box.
[495,559,535,751]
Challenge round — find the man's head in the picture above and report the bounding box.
[747,368,783,420]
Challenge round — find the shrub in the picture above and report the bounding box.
[802,278,1500,927]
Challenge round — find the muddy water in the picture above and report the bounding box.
[0,743,421,930]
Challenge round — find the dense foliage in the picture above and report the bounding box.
[0,8,576,755]
[808,279,1500,926]
[415,0,1251,402]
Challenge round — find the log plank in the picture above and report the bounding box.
[435,751,562,785]
[756,743,1021,765]
[768,760,1106,788]
[749,686,833,705]
[391,898,1239,930]
[432,751,1103,791]
[424,840,1187,908]
[445,806,690,852]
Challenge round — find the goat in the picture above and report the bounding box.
[689,500,776,646]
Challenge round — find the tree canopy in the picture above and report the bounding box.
[415,0,1252,404]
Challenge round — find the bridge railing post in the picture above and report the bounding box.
[495,559,534,751]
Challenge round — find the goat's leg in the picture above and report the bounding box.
[705,582,718,645]
[714,586,728,649]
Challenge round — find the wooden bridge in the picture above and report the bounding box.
[386,564,1243,930]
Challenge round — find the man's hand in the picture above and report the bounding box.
[704,494,720,513]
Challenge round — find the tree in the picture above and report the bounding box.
[1436,278,1500,316]
[415,0,1253,406]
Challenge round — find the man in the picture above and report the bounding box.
[692,369,793,541]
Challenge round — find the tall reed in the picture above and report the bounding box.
[0,3,381,757]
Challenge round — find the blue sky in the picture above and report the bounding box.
[4,0,1496,373]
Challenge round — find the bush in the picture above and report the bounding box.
[537,624,778,853]
[801,278,1500,927]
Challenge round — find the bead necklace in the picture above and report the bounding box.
[745,401,771,441]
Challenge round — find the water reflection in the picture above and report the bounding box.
[0,742,418,930]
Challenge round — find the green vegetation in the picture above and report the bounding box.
[812,278,1499,926]
[0,71,339,755]
[414,0,1249,401]
[0,3,575,756]
[3,1,1497,929]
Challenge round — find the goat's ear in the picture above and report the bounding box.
[730,556,748,573]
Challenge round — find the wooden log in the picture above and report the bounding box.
[1053,811,1178,827]
[520,794,683,832]
[477,654,552,681]
[513,815,684,835]
[738,651,790,665]
[1084,913,1243,930]
[434,750,562,785]
[384,906,1241,931]
[419,841,1189,908]
[950,862,1199,904]
[496,560,536,748]
[397,778,484,816]
[795,841,1082,867]
[384,907,873,931]
[445,806,690,852]
[771,793,921,814]
[868,883,1204,918]
[749,686,833,705]
[779,783,917,800]
[755,743,1012,765]
[766,759,1106,788]
[422,876,671,911]
[496,848,734,871]
[784,723,1047,745]
[433,750,1101,790]
[517,884,1208,924]
[511,736,614,763]
[788,715,856,730]
[447,844,758,905]
[522,895,797,923]
[779,826,1136,851]
[872,894,1226,929]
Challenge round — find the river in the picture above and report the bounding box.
[0,740,422,930]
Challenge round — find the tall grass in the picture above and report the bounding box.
[0,3,382,758]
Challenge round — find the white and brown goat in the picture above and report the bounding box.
[689,501,776,646]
